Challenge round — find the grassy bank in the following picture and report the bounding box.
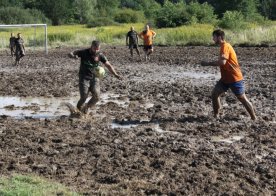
[0,174,79,196]
[0,22,275,49]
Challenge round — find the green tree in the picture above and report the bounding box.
[0,6,49,24]
[259,0,276,20]
[155,1,188,27]
[37,0,72,25]
[186,2,217,24]
[95,0,120,17]
[73,0,96,24]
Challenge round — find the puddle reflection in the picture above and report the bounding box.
[211,135,244,144]
[0,93,129,119]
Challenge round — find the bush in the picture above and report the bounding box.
[186,2,217,25]
[0,7,49,24]
[155,2,188,28]
[114,8,144,23]
[219,11,247,30]
[87,17,117,28]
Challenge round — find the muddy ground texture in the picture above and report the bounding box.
[0,46,275,195]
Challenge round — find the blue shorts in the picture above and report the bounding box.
[218,80,245,95]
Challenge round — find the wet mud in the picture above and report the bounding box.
[0,46,275,195]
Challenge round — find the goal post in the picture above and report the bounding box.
[0,24,48,54]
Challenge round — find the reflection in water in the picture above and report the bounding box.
[211,135,244,144]
[0,93,129,119]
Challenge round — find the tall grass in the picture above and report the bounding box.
[0,174,79,196]
[0,22,275,49]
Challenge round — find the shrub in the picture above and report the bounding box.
[87,17,117,28]
[186,2,217,25]
[219,11,247,30]
[155,2,188,28]
[0,7,49,24]
[114,8,144,23]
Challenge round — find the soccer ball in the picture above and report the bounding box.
[95,66,106,79]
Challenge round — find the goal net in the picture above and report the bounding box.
[0,24,48,54]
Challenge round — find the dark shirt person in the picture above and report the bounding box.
[69,40,122,115]
[126,26,140,59]
[9,33,16,57]
[14,33,25,66]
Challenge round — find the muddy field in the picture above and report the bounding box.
[0,45,275,195]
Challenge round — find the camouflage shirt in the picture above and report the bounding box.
[126,30,138,45]
[74,48,107,80]
[15,38,24,52]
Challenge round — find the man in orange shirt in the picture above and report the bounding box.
[201,29,256,120]
[139,24,156,61]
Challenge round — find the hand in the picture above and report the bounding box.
[200,61,209,66]
[68,52,78,59]
[115,74,123,80]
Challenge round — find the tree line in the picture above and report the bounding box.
[0,0,275,29]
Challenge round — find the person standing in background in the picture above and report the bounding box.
[14,33,25,66]
[9,33,16,57]
[126,26,141,60]
[139,24,156,61]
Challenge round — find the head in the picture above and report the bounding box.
[130,26,134,31]
[11,33,14,37]
[212,29,225,44]
[145,24,150,31]
[17,33,22,38]
[91,40,100,53]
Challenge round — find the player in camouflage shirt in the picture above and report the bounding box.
[126,26,140,59]
[14,33,25,66]
[69,40,122,114]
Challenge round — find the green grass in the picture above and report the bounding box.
[0,22,275,49]
[0,174,79,196]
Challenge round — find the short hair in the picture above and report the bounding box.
[91,40,100,48]
[212,29,225,40]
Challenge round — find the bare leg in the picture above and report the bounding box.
[236,94,256,120]
[211,82,226,118]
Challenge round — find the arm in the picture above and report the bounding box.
[104,61,122,80]
[68,50,79,59]
[201,56,227,67]
[126,34,128,46]
[136,34,139,44]
[152,31,156,39]
[138,32,143,39]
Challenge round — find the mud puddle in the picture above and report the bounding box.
[111,119,180,134]
[0,93,129,119]
[211,135,244,144]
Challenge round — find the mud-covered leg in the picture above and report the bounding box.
[77,78,90,111]
[211,82,226,118]
[82,78,100,114]
[236,94,257,120]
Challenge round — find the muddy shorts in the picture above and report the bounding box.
[15,50,25,60]
[129,43,138,49]
[215,80,245,95]
[143,45,153,51]
[79,76,100,100]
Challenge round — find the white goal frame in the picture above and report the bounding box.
[0,24,48,54]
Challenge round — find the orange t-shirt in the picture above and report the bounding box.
[139,30,156,46]
[220,42,243,83]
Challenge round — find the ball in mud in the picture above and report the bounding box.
[96,66,106,79]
